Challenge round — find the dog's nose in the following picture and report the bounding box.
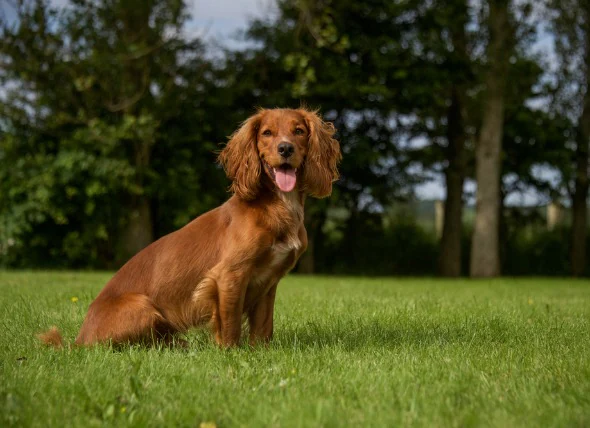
[278,142,294,158]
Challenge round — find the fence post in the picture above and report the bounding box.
[547,202,563,231]
[435,200,445,238]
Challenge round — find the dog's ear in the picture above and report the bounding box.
[301,110,342,198]
[218,112,263,200]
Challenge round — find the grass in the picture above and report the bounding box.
[0,271,589,427]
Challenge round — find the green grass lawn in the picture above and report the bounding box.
[0,271,589,427]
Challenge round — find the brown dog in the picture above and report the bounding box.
[39,108,341,347]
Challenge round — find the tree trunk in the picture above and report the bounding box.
[498,188,507,270]
[116,7,156,263]
[439,87,467,277]
[571,145,588,276]
[470,0,513,278]
[297,202,326,274]
[297,233,315,273]
[571,54,590,276]
[438,0,469,277]
[119,196,154,261]
[117,137,155,263]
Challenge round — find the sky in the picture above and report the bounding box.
[1,0,273,38]
[186,0,275,42]
[41,0,275,43]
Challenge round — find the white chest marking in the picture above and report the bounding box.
[253,238,301,288]
[251,191,303,288]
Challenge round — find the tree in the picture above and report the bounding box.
[470,0,515,277]
[406,0,474,277]
[0,0,227,267]
[231,0,425,272]
[574,51,590,276]
[548,0,590,276]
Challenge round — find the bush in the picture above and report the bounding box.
[316,212,438,276]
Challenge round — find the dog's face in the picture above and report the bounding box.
[219,108,341,200]
[256,109,309,193]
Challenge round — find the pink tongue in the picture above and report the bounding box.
[274,168,297,192]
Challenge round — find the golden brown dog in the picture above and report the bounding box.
[39,108,341,347]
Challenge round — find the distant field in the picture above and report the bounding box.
[0,271,589,427]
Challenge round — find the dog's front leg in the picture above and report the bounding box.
[248,283,277,346]
[216,270,249,347]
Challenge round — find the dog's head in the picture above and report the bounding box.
[218,108,341,200]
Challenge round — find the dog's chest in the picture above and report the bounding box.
[251,236,301,288]
[249,192,304,290]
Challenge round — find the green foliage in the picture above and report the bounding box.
[0,0,230,267]
[231,0,430,208]
[0,131,136,267]
[305,205,588,277]
[503,228,571,276]
[318,211,439,275]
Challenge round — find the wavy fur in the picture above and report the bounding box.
[39,107,340,348]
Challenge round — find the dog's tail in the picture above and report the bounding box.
[37,326,65,348]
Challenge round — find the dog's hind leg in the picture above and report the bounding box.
[192,276,220,342]
[75,293,173,346]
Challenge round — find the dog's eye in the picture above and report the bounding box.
[262,130,272,136]
[294,128,305,135]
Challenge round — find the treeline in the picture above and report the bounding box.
[0,0,588,277]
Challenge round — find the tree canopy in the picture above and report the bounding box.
[0,0,586,276]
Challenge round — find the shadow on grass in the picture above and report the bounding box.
[274,317,515,351]
[63,317,517,353]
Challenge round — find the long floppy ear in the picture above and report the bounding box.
[302,109,342,198]
[218,113,262,200]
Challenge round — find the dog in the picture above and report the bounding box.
[39,107,341,348]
